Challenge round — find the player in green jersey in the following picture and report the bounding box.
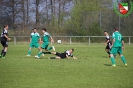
[110,27,127,67]
[26,28,41,56]
[35,28,55,58]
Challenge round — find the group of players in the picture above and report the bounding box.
[104,27,127,67]
[0,25,127,67]
[26,28,77,59]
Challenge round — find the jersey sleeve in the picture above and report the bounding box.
[112,33,115,39]
[48,33,51,37]
[38,33,40,38]
[31,33,32,38]
[106,36,110,40]
[45,32,51,37]
[3,30,8,35]
[70,54,73,57]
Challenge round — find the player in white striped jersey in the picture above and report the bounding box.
[42,49,77,59]
[104,31,112,57]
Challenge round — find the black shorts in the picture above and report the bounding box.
[56,52,66,59]
[106,44,111,50]
[1,38,8,47]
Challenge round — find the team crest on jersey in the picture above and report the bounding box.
[114,1,133,17]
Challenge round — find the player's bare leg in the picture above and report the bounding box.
[51,52,56,55]
[105,49,110,57]
[56,56,61,59]
[0,47,7,58]
[0,47,5,58]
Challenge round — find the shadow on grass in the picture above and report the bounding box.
[104,64,112,66]
[101,56,110,58]
[104,64,124,67]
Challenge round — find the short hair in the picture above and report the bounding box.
[4,24,8,28]
[42,28,47,31]
[114,27,119,31]
[104,31,107,33]
[33,28,36,30]
[72,49,74,51]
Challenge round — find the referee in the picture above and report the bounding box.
[0,24,11,58]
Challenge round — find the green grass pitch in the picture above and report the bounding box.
[0,44,133,88]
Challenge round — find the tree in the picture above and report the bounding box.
[66,0,101,35]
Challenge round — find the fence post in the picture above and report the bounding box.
[89,37,90,45]
[129,36,130,45]
[14,36,16,44]
[70,36,72,45]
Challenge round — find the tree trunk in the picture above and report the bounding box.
[46,0,49,26]
[26,0,29,26]
[11,0,15,29]
[22,0,25,30]
[58,0,61,27]
[36,0,40,27]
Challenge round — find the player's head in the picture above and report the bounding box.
[42,28,47,33]
[4,24,8,30]
[70,49,74,53]
[33,28,37,33]
[104,31,108,36]
[114,27,119,31]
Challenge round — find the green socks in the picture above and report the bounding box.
[110,55,127,66]
[28,50,31,55]
[38,52,42,57]
[121,56,127,64]
[47,47,52,50]
[110,57,116,65]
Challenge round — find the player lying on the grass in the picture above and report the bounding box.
[35,28,55,58]
[26,28,42,56]
[0,24,11,58]
[110,27,127,67]
[42,49,77,59]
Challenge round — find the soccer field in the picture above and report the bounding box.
[0,44,133,88]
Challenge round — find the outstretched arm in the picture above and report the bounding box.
[73,56,77,59]
[50,36,54,45]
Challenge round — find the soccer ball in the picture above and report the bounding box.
[57,40,61,44]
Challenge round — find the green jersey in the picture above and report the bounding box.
[43,32,51,42]
[112,31,123,47]
[31,32,40,43]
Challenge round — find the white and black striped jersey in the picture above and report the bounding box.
[1,29,8,40]
[64,50,73,57]
[105,35,112,45]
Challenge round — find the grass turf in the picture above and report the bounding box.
[0,44,133,88]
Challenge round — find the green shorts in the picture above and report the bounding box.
[110,47,122,55]
[30,42,40,48]
[41,42,49,49]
